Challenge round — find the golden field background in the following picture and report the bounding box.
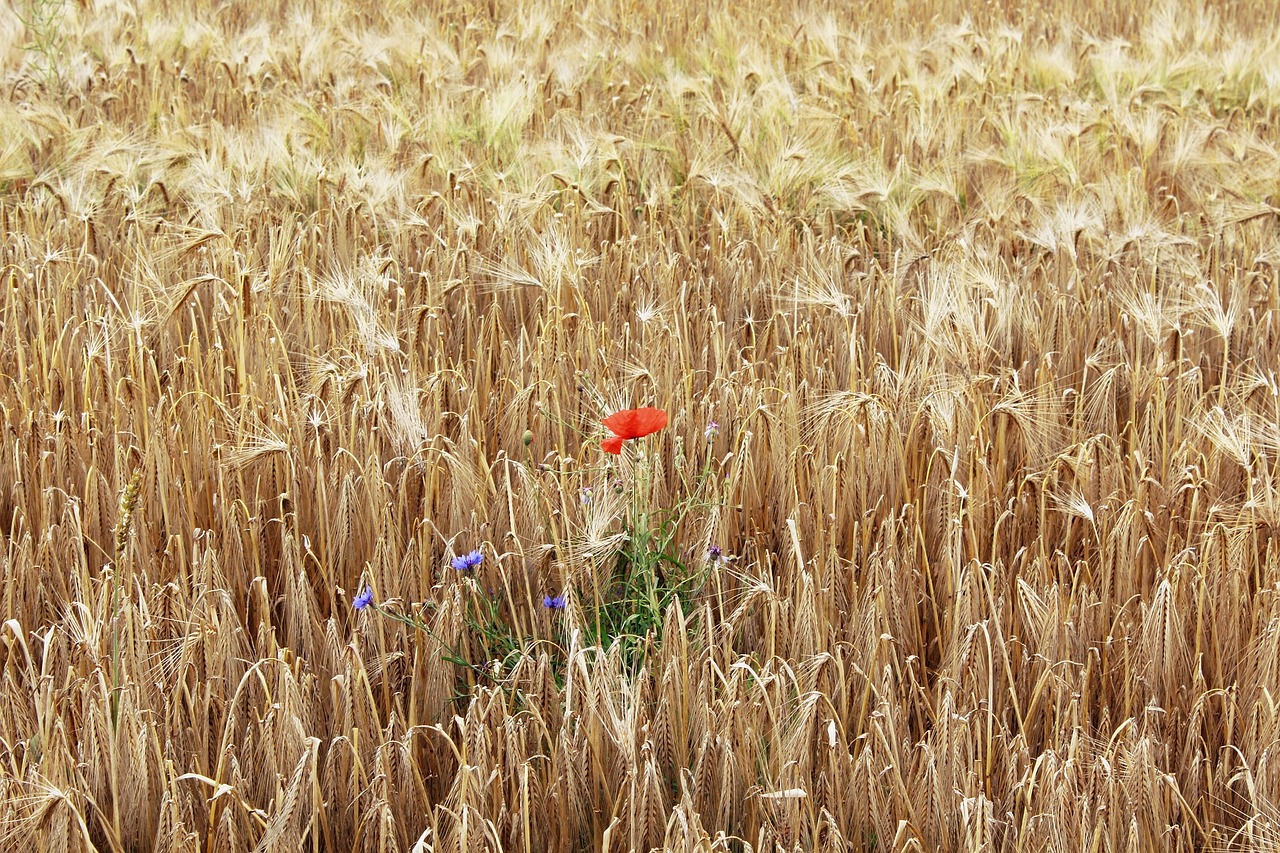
[4,0,1280,849]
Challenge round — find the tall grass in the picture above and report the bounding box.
[3,0,1280,849]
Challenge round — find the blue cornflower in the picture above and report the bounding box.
[542,593,567,610]
[353,586,374,610]
[451,549,483,571]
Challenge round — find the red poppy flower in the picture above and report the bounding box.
[601,407,668,454]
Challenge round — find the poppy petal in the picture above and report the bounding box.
[602,407,668,440]
[601,434,625,454]
[631,407,668,437]
[602,409,639,438]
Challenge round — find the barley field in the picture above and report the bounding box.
[3,0,1280,850]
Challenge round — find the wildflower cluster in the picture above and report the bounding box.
[351,406,722,684]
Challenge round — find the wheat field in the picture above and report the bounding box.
[3,0,1280,850]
